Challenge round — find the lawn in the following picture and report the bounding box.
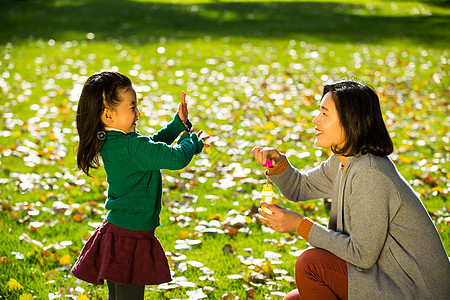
[0,0,449,299]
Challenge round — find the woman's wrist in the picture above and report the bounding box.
[267,157,288,175]
[273,154,286,166]
[297,217,314,242]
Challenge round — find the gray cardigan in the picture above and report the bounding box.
[269,153,449,299]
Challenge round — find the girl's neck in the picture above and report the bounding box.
[104,127,127,134]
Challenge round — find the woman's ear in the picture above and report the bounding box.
[101,108,114,126]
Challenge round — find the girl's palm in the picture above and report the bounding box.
[178,91,188,123]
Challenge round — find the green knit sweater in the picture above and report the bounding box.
[100,115,203,231]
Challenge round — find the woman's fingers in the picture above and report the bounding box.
[251,147,263,157]
[260,201,281,213]
[258,203,304,233]
[251,147,283,166]
[251,147,265,165]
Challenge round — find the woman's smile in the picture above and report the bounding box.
[315,127,323,137]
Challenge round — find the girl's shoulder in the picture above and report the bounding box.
[101,132,139,147]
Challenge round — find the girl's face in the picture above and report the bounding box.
[312,91,345,151]
[104,86,140,133]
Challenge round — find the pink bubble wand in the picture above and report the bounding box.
[262,160,273,186]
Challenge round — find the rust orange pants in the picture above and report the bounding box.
[285,248,348,300]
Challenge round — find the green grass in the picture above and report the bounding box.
[1,0,449,299]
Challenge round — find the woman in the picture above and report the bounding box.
[251,79,449,299]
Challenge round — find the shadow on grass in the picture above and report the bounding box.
[412,0,450,8]
[1,0,449,46]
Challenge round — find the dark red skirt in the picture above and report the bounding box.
[71,220,172,285]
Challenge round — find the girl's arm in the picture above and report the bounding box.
[149,114,192,145]
[130,131,203,171]
[150,92,192,145]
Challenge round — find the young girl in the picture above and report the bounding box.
[71,71,208,299]
[252,79,449,299]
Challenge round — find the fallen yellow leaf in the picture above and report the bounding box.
[178,230,190,239]
[431,186,443,194]
[44,270,58,281]
[77,294,90,300]
[7,278,23,291]
[19,293,34,300]
[59,254,71,265]
[72,214,83,222]
[261,262,274,275]
[263,121,275,130]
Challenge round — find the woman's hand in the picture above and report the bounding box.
[177,91,189,124]
[251,147,286,166]
[259,202,304,233]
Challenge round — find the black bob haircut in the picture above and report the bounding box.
[322,79,393,157]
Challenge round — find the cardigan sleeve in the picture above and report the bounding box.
[268,154,340,202]
[150,114,191,145]
[308,168,399,269]
[129,132,198,171]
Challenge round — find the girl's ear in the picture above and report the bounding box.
[101,108,114,126]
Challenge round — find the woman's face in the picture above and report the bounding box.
[312,91,345,151]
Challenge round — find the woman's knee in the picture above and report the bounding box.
[296,248,323,271]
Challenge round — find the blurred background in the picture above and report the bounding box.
[1,0,449,299]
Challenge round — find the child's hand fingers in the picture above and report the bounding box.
[201,135,210,146]
[197,130,211,141]
[181,91,186,105]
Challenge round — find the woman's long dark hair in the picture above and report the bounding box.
[76,71,132,176]
[323,79,393,157]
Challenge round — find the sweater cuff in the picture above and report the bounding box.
[297,217,314,242]
[174,114,191,131]
[267,158,288,175]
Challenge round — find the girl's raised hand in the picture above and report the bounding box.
[183,128,211,148]
[178,91,189,124]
